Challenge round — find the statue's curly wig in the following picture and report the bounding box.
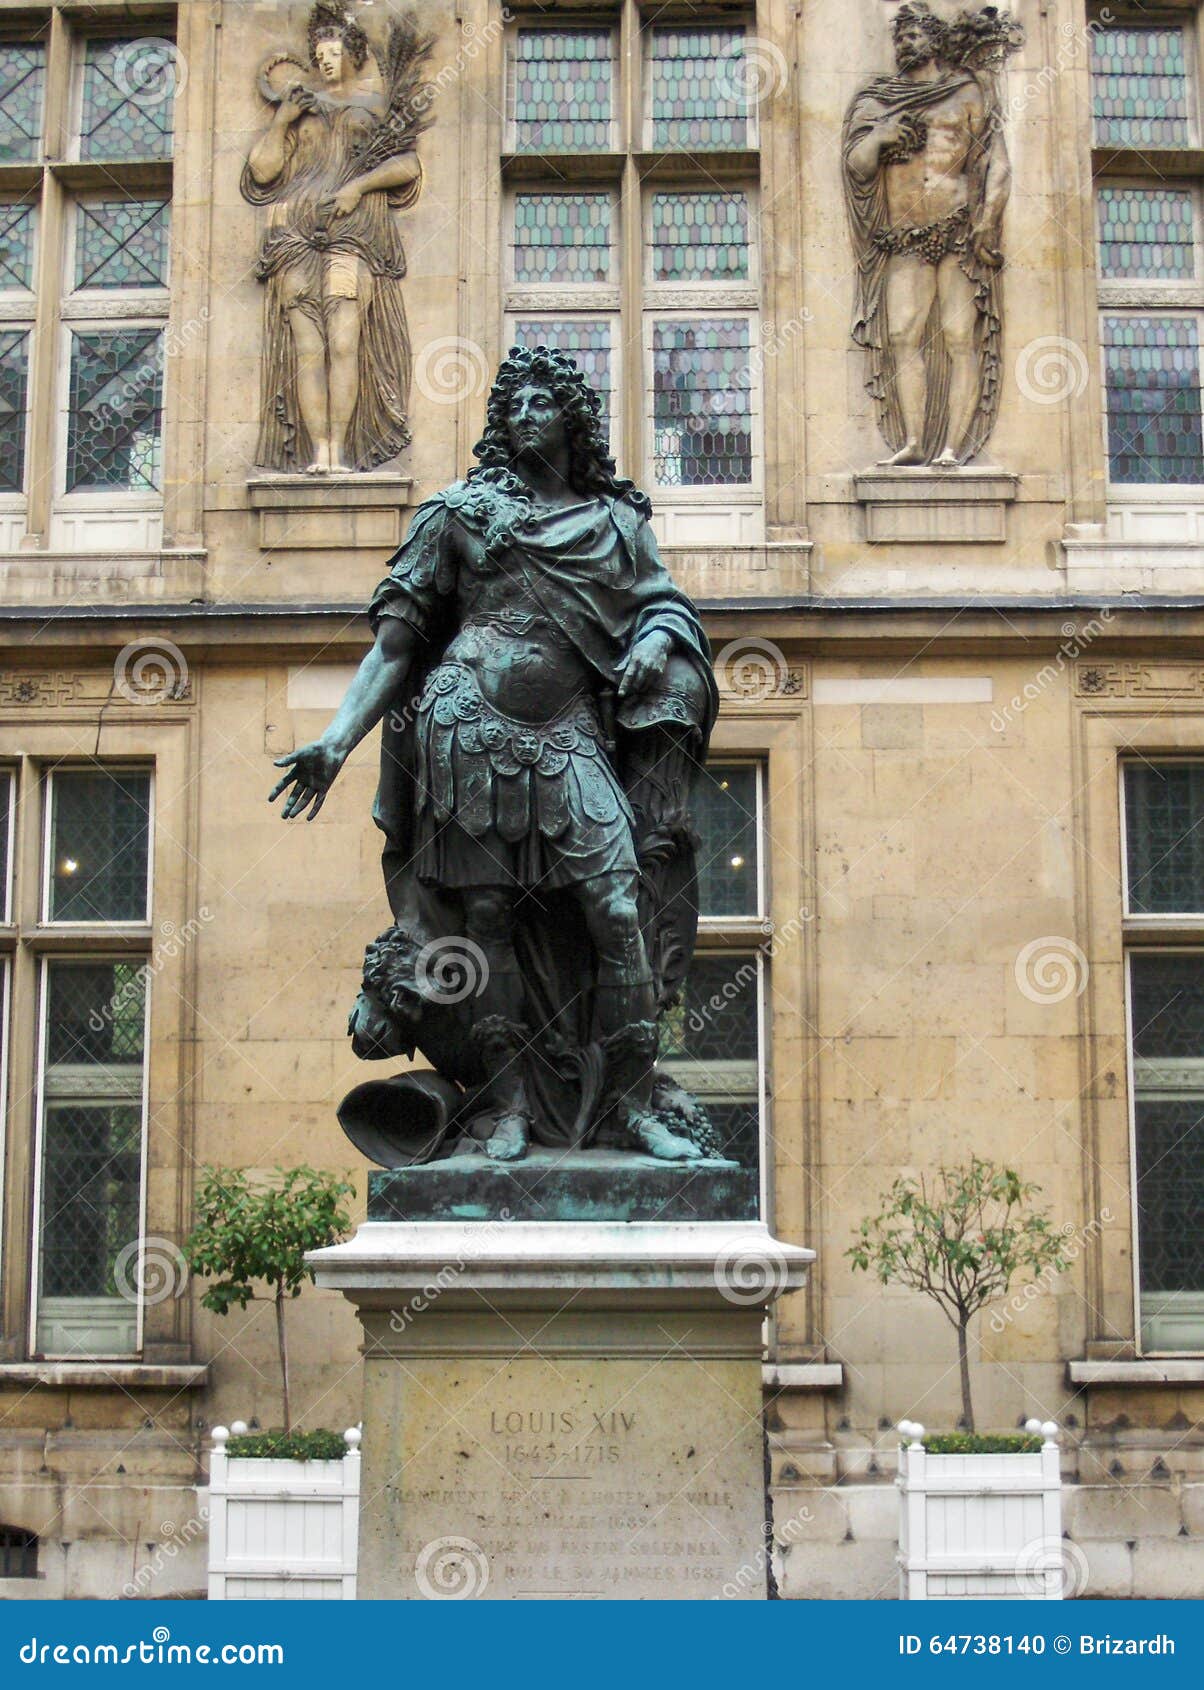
[308,1,370,72]
[469,345,651,518]
[892,1,946,52]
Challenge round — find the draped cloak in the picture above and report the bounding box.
[840,69,1005,463]
[350,482,718,1158]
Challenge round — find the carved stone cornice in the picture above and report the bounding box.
[1076,662,1204,699]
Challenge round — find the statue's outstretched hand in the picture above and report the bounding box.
[269,739,345,821]
[618,631,672,700]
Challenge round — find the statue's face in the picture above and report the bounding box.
[894,18,940,69]
[506,382,567,459]
[314,33,344,82]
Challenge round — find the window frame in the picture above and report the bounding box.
[28,947,151,1359]
[503,22,621,157]
[640,20,760,154]
[1089,15,1199,151]
[1099,306,1204,497]
[53,318,167,508]
[1119,755,1204,1356]
[643,305,763,503]
[40,762,154,928]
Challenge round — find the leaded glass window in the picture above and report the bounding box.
[694,762,761,918]
[78,37,175,162]
[0,329,29,494]
[1102,315,1204,484]
[648,27,752,151]
[512,193,613,285]
[36,958,146,1358]
[75,198,169,290]
[0,44,45,163]
[65,328,163,493]
[508,30,614,154]
[0,202,36,291]
[651,318,753,487]
[1125,763,1204,914]
[510,318,614,443]
[47,768,151,923]
[660,952,762,1185]
[1098,187,1196,281]
[1129,952,1204,1351]
[649,191,750,283]
[1091,27,1193,148]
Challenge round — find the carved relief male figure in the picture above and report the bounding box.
[242,5,433,473]
[842,4,1023,466]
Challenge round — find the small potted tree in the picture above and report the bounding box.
[184,1164,360,1599]
[849,1158,1073,1600]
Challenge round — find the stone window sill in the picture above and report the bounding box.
[0,1362,208,1390]
[1067,1359,1204,1386]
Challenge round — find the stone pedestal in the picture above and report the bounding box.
[310,1220,812,1600]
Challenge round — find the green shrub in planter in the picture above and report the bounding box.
[921,1432,1042,1455]
[225,1429,348,1461]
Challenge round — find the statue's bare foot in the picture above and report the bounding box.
[485,1109,530,1162]
[328,463,352,475]
[878,441,925,467]
[304,461,325,475]
[931,449,960,469]
[629,1113,704,1162]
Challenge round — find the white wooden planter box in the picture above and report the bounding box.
[207,1425,360,1600]
[896,1419,1064,1599]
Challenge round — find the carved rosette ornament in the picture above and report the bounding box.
[841,3,1024,467]
[241,4,435,474]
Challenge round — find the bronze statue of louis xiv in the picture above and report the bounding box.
[270,347,721,1168]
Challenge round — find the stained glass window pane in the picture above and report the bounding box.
[48,769,151,923]
[513,193,613,284]
[0,44,45,162]
[75,198,169,290]
[1130,952,1204,1351]
[78,37,175,161]
[510,318,614,444]
[1091,27,1192,148]
[660,952,761,1182]
[648,27,751,151]
[1103,315,1203,484]
[652,318,753,487]
[66,328,164,493]
[509,30,614,153]
[0,329,30,494]
[650,191,750,282]
[0,202,36,290]
[36,960,145,1358]
[1125,763,1204,913]
[694,762,760,917]
[1098,187,1195,280]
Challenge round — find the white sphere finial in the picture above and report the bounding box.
[212,1425,229,1449]
[344,1426,362,1451]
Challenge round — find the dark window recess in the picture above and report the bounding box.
[0,1525,37,1578]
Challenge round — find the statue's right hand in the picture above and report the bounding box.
[268,740,344,821]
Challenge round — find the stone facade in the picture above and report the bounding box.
[0,0,1201,1600]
